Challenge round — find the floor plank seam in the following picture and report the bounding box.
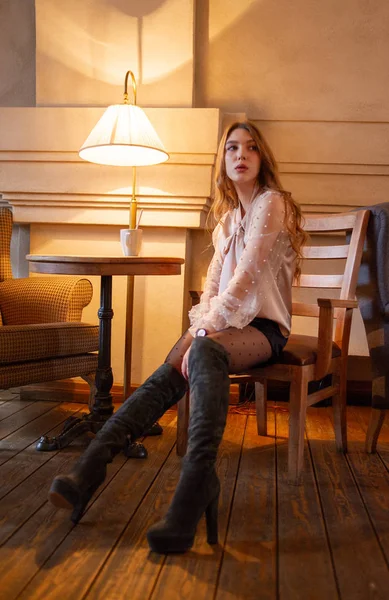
[146,442,185,600]
[377,452,389,475]
[0,402,62,440]
[306,424,342,600]
[212,414,248,600]
[0,404,85,499]
[82,439,178,600]
[0,450,61,502]
[0,400,37,424]
[345,452,389,570]
[0,495,49,548]
[10,446,136,598]
[147,558,168,600]
[13,521,78,600]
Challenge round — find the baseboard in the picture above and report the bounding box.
[20,378,372,406]
[20,379,130,403]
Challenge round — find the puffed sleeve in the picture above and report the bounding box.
[189,191,290,334]
[188,222,224,324]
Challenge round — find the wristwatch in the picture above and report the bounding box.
[195,328,208,337]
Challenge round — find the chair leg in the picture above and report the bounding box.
[365,408,386,453]
[332,361,347,452]
[255,380,268,436]
[288,370,308,485]
[176,391,189,456]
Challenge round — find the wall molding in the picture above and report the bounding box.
[0,107,221,227]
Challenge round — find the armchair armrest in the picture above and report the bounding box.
[315,297,358,380]
[0,277,94,325]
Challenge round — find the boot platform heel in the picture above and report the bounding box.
[49,477,79,511]
[146,523,195,554]
[205,492,219,545]
[49,475,103,524]
[147,472,221,554]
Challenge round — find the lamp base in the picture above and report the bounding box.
[120,228,143,256]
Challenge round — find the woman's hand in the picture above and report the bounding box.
[181,346,191,381]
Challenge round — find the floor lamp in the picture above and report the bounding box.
[79,70,169,398]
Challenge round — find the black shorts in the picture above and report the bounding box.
[248,317,288,358]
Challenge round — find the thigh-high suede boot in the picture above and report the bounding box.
[49,363,187,523]
[147,337,230,553]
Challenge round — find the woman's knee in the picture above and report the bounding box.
[189,336,230,369]
[165,331,191,362]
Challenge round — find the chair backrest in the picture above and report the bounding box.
[293,210,370,352]
[0,207,13,282]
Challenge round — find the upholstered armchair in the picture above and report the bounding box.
[0,207,99,398]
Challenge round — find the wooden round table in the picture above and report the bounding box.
[27,255,184,451]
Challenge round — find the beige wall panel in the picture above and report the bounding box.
[36,0,194,107]
[0,108,221,154]
[254,121,389,166]
[131,227,187,381]
[0,162,212,199]
[0,0,35,106]
[203,0,389,121]
[281,165,389,176]
[280,173,389,210]
[30,224,187,385]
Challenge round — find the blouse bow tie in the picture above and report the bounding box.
[223,222,245,256]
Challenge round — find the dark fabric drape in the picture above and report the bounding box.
[355,204,389,409]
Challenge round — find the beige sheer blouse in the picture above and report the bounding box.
[188,190,296,337]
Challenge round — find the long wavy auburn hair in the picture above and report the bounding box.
[211,120,307,281]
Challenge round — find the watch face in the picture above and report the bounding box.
[196,328,207,337]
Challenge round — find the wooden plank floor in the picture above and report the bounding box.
[0,392,388,600]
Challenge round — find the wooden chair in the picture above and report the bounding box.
[177,210,370,483]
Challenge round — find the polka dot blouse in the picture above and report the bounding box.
[189,190,296,337]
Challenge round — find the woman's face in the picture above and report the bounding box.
[224,127,261,187]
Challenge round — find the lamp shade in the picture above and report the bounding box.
[79,104,169,167]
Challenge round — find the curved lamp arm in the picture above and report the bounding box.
[124,70,137,105]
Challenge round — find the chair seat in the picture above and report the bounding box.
[0,322,98,364]
[278,334,341,366]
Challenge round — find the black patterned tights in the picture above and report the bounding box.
[165,326,272,375]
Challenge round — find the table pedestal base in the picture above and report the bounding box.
[35,415,163,458]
